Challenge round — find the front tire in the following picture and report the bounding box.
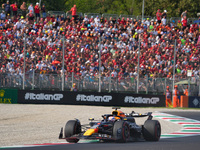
[143,120,161,141]
[113,120,130,143]
[64,120,81,143]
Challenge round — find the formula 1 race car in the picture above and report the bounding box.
[59,107,161,143]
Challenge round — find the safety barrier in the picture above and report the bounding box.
[0,88,198,108]
[0,89,18,104]
[18,90,165,107]
[119,14,137,20]
[180,96,188,107]
[84,13,101,18]
[0,73,199,96]
[188,96,200,108]
[165,95,200,108]
[102,13,119,19]
[47,11,66,18]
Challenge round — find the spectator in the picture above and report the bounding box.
[144,18,150,26]
[2,0,11,17]
[34,2,40,22]
[181,10,187,21]
[161,16,167,26]
[83,15,89,22]
[0,11,6,20]
[156,9,162,24]
[182,16,187,30]
[11,1,18,18]
[26,10,34,24]
[162,10,167,18]
[177,20,182,29]
[20,2,27,18]
[94,15,100,25]
[41,4,46,18]
[68,4,77,21]
[100,16,104,23]
[28,3,34,13]
[71,83,78,91]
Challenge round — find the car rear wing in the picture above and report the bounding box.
[126,111,153,120]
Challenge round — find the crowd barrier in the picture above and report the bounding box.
[169,95,200,108]
[1,88,199,108]
[1,73,199,96]
[0,89,18,104]
[180,96,188,107]
[18,90,165,107]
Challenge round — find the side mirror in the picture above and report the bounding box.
[131,111,135,114]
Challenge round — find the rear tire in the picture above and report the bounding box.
[64,120,81,143]
[143,120,161,141]
[113,120,130,143]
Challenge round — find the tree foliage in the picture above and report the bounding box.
[66,0,199,17]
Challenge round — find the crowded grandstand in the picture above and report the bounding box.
[0,1,199,94]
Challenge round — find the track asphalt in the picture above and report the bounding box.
[1,111,200,150]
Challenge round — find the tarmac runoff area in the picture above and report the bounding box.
[0,104,199,146]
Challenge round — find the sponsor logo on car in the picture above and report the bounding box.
[124,96,160,104]
[117,128,122,135]
[76,94,112,102]
[24,93,63,101]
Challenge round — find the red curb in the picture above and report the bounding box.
[171,132,200,135]
[178,123,200,125]
[162,118,186,120]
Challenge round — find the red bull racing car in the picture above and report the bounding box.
[59,107,161,143]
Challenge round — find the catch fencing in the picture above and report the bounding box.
[0,8,198,23]
[0,72,199,96]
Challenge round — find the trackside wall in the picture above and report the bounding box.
[17,90,165,107]
[0,89,18,104]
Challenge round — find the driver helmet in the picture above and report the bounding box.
[108,116,116,121]
[112,110,118,116]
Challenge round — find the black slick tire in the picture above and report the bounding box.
[143,120,161,141]
[113,120,130,143]
[64,120,81,143]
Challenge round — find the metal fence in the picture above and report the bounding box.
[0,72,199,96]
[84,13,101,18]
[0,8,198,23]
[47,11,66,18]
[102,14,119,20]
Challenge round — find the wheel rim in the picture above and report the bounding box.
[125,126,129,138]
[123,124,130,140]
